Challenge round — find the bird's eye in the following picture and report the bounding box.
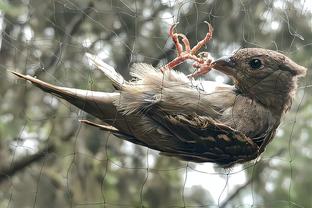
[249,59,262,69]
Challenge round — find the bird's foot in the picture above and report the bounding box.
[160,22,214,78]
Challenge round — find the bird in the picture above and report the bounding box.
[11,25,307,167]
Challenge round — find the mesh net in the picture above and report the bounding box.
[0,0,311,207]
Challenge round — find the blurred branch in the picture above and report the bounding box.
[0,144,55,184]
[34,2,95,77]
[0,122,77,184]
[219,149,285,208]
[219,171,259,208]
[88,4,168,49]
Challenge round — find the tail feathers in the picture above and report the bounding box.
[85,53,126,89]
[11,71,121,123]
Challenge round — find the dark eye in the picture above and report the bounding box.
[249,59,262,69]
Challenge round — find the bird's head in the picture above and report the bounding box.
[212,48,307,115]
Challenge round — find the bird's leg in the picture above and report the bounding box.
[160,22,214,78]
[187,52,213,78]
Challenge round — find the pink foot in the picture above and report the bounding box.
[160,22,214,78]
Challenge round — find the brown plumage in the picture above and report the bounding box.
[12,48,306,167]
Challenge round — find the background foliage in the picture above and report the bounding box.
[0,0,312,207]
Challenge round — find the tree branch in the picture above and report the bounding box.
[0,144,55,184]
[219,173,257,208]
[219,149,286,207]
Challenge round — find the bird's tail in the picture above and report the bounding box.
[11,71,121,124]
[85,53,126,89]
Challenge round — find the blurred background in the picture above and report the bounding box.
[1,0,312,207]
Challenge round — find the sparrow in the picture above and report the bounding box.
[11,25,307,167]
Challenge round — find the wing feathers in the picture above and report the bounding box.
[85,53,126,89]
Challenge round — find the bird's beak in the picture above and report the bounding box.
[212,56,236,77]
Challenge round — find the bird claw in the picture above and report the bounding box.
[161,22,214,78]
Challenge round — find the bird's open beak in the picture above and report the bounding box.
[212,56,236,77]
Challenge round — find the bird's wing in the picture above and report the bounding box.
[79,119,150,147]
[79,110,264,167]
[148,113,260,167]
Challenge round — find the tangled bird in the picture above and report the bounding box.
[12,23,307,167]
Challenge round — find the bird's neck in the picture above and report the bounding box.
[238,78,297,117]
[255,90,293,116]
